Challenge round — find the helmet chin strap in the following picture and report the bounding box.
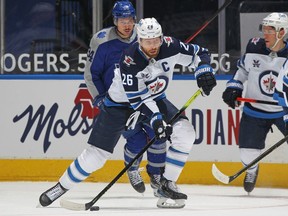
[270,31,285,50]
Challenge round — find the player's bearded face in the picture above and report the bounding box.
[116,17,135,38]
[140,37,162,58]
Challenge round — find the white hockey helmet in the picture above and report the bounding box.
[137,17,163,39]
[261,12,288,35]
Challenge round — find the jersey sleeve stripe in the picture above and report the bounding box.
[126,88,149,98]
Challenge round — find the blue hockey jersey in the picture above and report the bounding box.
[84,26,137,99]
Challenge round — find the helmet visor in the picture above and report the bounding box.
[259,24,276,34]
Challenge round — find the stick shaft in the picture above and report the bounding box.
[185,0,232,43]
[229,135,288,182]
[236,97,278,106]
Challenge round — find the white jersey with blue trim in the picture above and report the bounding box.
[232,37,288,117]
[274,59,288,107]
[107,36,210,117]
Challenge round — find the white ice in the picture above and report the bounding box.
[1,182,288,216]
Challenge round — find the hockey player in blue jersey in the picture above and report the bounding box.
[39,17,216,208]
[83,0,164,195]
[222,12,288,194]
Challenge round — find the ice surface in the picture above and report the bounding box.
[1,182,288,216]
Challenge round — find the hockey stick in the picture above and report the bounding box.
[236,97,279,106]
[60,89,202,211]
[185,0,233,43]
[212,135,288,184]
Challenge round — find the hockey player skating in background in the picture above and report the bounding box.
[222,12,288,194]
[39,17,216,208]
[83,0,166,196]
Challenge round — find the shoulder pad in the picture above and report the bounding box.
[163,36,174,46]
[92,27,117,46]
[246,38,266,54]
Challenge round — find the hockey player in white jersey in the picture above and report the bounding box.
[39,0,165,203]
[39,17,216,208]
[222,12,288,193]
[82,0,166,196]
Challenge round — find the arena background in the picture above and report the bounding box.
[0,0,288,188]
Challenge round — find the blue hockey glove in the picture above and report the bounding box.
[150,112,173,142]
[195,64,216,96]
[222,80,243,109]
[93,93,106,108]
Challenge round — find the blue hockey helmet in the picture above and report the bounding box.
[112,0,136,19]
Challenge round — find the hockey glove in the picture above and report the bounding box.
[195,64,217,96]
[222,80,243,109]
[150,112,173,142]
[93,93,106,108]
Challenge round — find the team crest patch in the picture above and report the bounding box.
[252,59,260,68]
[123,55,136,67]
[147,76,168,95]
[97,31,106,39]
[163,36,173,47]
[251,37,260,45]
[259,70,277,96]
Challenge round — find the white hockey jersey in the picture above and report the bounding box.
[274,59,288,108]
[230,37,288,118]
[106,36,211,117]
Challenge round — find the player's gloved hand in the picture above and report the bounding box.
[150,112,173,142]
[93,93,106,108]
[195,64,217,96]
[222,80,243,109]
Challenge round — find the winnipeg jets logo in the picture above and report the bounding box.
[149,79,164,93]
[263,74,276,92]
[163,36,173,47]
[123,55,136,67]
[253,60,260,68]
[251,37,260,45]
[147,76,168,95]
[259,70,278,96]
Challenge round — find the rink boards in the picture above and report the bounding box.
[0,75,287,187]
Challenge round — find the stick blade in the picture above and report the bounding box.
[212,163,230,184]
[60,198,86,211]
